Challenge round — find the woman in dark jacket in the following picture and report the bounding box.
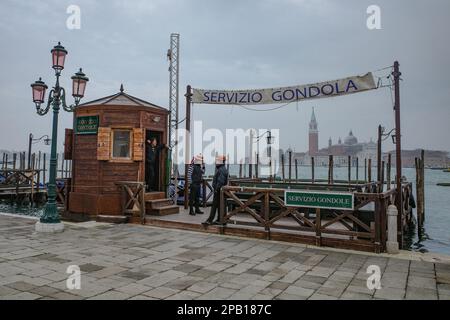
[203,155,228,226]
[189,155,205,215]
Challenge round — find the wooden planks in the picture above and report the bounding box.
[97,127,111,161]
[132,128,144,161]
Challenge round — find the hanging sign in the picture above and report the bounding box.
[192,72,376,105]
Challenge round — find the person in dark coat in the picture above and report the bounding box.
[189,154,205,216]
[203,155,228,226]
[145,138,166,192]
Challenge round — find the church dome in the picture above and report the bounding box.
[344,130,358,145]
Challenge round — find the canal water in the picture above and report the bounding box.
[1,167,449,255]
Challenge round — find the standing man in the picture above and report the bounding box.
[189,154,205,216]
[203,155,228,226]
[145,138,166,192]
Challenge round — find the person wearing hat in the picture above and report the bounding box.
[189,154,205,215]
[203,155,228,225]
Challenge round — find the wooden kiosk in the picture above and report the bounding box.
[64,85,179,222]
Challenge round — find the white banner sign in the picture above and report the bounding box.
[192,72,376,105]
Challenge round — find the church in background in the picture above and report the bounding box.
[287,108,378,167]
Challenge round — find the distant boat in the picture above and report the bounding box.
[443,168,450,173]
[437,182,450,186]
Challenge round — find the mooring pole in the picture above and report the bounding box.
[377,125,382,192]
[28,133,33,169]
[255,153,259,179]
[288,150,292,182]
[393,61,403,246]
[249,130,253,178]
[311,157,315,184]
[364,158,367,182]
[184,85,192,209]
[387,153,391,190]
[356,157,359,182]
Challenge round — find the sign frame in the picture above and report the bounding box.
[75,115,99,135]
[284,189,355,211]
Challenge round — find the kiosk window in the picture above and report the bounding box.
[112,130,131,159]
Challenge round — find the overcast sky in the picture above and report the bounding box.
[1,0,449,154]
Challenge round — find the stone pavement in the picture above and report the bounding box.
[0,214,449,300]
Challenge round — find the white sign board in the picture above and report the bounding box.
[192,72,377,105]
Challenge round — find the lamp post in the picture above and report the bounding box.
[28,134,51,169]
[252,130,274,181]
[30,42,89,233]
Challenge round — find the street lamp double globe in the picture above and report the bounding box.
[30,42,89,232]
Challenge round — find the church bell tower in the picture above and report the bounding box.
[309,107,319,155]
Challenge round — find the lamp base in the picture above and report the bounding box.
[35,221,65,233]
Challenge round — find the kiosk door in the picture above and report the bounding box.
[145,130,165,191]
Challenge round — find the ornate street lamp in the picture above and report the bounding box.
[30,42,89,232]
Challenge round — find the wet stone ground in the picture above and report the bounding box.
[0,215,449,300]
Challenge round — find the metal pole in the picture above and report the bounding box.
[40,88,60,222]
[184,85,192,209]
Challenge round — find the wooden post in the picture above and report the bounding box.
[377,125,382,191]
[364,158,367,182]
[328,155,334,184]
[368,158,372,183]
[264,191,270,240]
[219,188,225,233]
[249,130,253,179]
[255,153,259,179]
[184,85,192,209]
[387,153,392,190]
[380,161,385,193]
[415,149,425,231]
[356,157,359,183]
[311,157,315,184]
[13,153,17,170]
[239,161,242,178]
[281,154,285,181]
[295,159,298,182]
[140,183,146,224]
[288,150,292,182]
[393,61,403,247]
[43,153,47,185]
[420,150,425,222]
[315,208,321,246]
[30,153,35,206]
[348,155,351,185]
[4,153,8,170]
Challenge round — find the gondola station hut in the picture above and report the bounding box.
[64,85,179,222]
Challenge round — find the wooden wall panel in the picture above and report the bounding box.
[102,111,140,127]
[97,127,111,160]
[133,128,144,161]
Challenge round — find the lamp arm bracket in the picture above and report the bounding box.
[36,89,54,116]
[60,87,75,112]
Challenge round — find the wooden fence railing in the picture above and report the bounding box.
[219,181,413,253]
